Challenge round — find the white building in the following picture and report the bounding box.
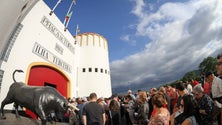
[0,0,112,111]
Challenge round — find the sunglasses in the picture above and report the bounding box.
[216,62,222,66]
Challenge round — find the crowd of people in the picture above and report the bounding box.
[60,53,222,125]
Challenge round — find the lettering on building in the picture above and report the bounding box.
[41,16,75,54]
[55,43,63,55]
[33,42,72,73]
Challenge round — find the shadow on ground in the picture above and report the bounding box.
[0,113,69,125]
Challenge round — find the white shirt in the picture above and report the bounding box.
[187,84,193,94]
[212,76,222,98]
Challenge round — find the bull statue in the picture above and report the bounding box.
[0,69,69,125]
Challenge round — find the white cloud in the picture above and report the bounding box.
[120,35,130,41]
[111,0,222,89]
[120,35,136,46]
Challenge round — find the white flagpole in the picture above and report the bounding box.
[49,0,62,15]
[75,24,79,36]
[64,11,73,31]
[75,24,80,44]
[63,0,76,25]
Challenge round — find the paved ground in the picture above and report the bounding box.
[0,113,69,125]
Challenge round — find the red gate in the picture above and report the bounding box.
[26,66,68,118]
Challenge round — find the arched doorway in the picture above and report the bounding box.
[26,65,69,118]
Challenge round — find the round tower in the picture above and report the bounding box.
[75,32,112,97]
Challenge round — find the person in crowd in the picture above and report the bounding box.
[112,94,130,125]
[170,82,188,124]
[97,97,108,124]
[203,81,211,96]
[205,71,222,100]
[171,95,199,125]
[148,88,157,119]
[159,86,171,112]
[185,81,193,94]
[166,85,178,114]
[104,97,111,125]
[77,97,87,125]
[148,92,170,125]
[135,90,142,99]
[111,94,120,104]
[120,98,131,125]
[134,91,149,125]
[97,97,106,109]
[104,97,111,111]
[216,53,222,125]
[68,97,79,125]
[200,72,205,87]
[127,89,136,100]
[82,93,106,125]
[192,84,216,125]
[217,53,222,79]
[205,71,222,125]
[108,99,121,125]
[123,95,135,124]
[62,97,72,123]
[191,79,199,87]
[173,82,188,113]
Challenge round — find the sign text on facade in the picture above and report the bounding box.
[33,42,72,73]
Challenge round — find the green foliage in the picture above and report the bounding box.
[199,56,217,73]
[182,71,196,81]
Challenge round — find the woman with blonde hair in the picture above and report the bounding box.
[134,91,149,125]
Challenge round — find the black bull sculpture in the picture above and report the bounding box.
[0,70,69,125]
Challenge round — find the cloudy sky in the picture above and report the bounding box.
[45,0,222,93]
[110,0,222,92]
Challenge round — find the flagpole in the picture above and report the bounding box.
[75,24,79,36]
[63,0,76,25]
[49,0,62,15]
[64,11,73,31]
[75,24,79,44]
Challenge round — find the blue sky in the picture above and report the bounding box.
[44,0,141,61]
[44,0,222,93]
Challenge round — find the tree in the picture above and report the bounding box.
[198,56,217,74]
[181,70,200,82]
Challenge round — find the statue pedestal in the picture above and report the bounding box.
[0,113,69,125]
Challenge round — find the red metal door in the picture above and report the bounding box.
[26,66,68,118]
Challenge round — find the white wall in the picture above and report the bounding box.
[0,0,38,61]
[0,1,112,111]
[76,33,112,97]
[0,0,78,109]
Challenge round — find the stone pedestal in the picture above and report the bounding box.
[0,113,69,125]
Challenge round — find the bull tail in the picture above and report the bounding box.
[13,69,24,83]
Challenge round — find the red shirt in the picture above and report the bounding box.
[193,80,199,86]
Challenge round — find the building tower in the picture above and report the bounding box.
[75,33,112,97]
